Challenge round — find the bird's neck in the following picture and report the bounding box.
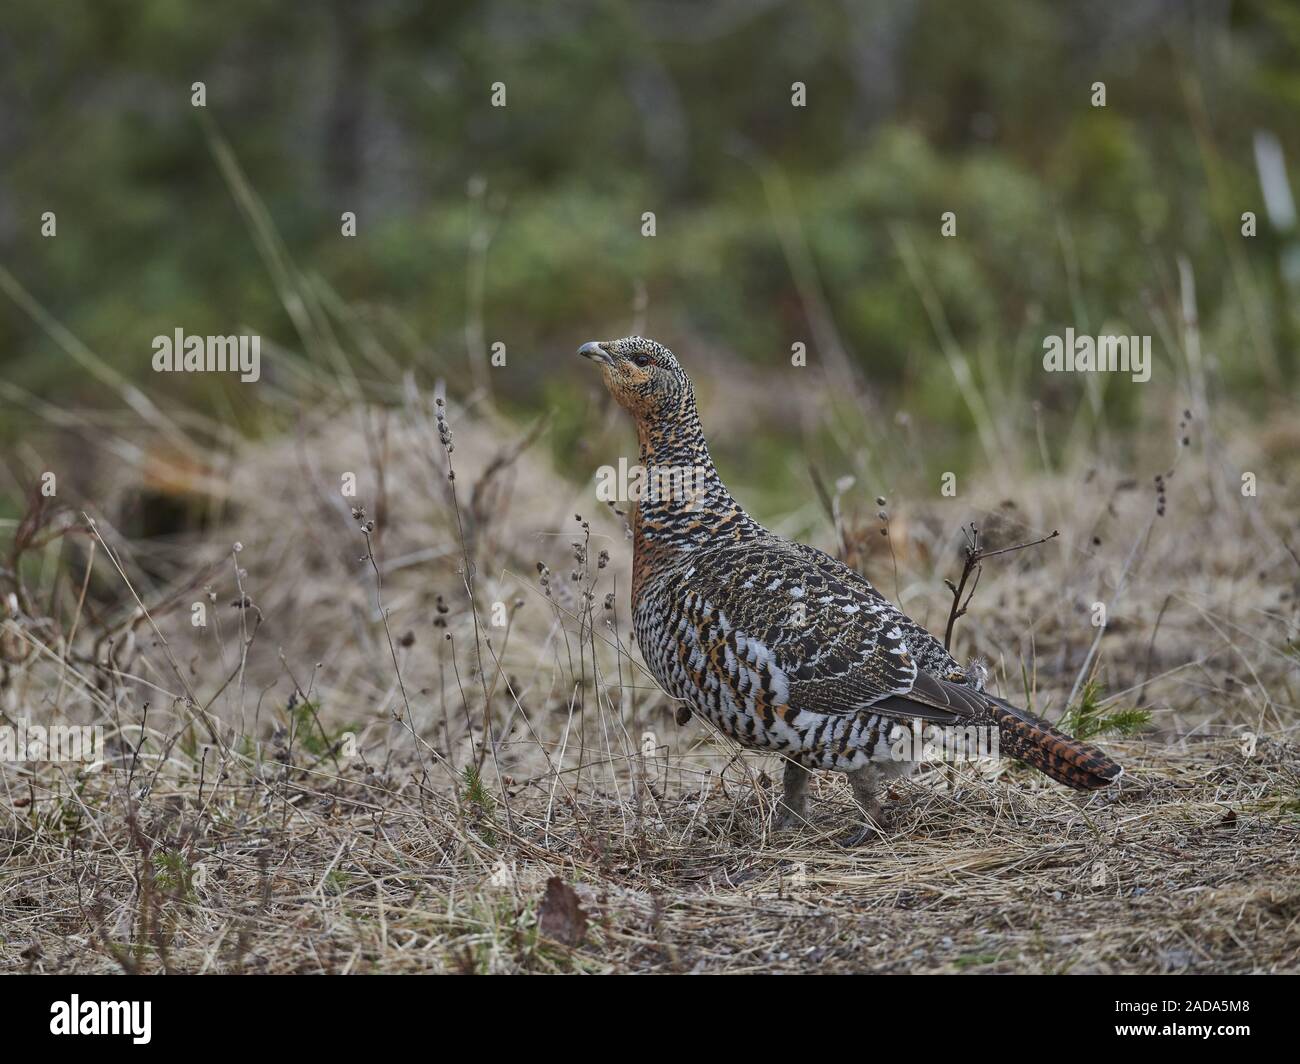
[631,404,763,552]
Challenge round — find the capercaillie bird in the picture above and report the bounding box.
[580,336,1121,844]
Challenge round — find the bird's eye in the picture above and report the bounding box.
[631,353,653,368]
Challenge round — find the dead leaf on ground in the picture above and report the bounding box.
[538,876,587,946]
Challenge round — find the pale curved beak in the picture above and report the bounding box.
[578,340,614,367]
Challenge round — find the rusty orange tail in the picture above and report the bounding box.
[986,697,1122,790]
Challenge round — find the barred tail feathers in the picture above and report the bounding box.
[984,695,1122,790]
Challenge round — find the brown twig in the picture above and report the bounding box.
[943,523,1059,650]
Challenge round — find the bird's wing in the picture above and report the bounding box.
[681,540,971,724]
[786,541,961,679]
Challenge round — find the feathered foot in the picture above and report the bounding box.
[774,759,810,831]
[838,765,889,847]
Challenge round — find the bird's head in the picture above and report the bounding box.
[578,336,693,422]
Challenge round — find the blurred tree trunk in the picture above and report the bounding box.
[841,0,914,131]
[324,0,370,206]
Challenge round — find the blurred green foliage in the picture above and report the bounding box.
[1,0,1298,463]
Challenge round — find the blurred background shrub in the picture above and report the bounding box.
[1,0,1297,486]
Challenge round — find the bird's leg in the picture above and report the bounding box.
[774,759,810,830]
[841,765,889,846]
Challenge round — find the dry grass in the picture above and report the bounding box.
[2,349,1299,974]
[2,734,1296,973]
